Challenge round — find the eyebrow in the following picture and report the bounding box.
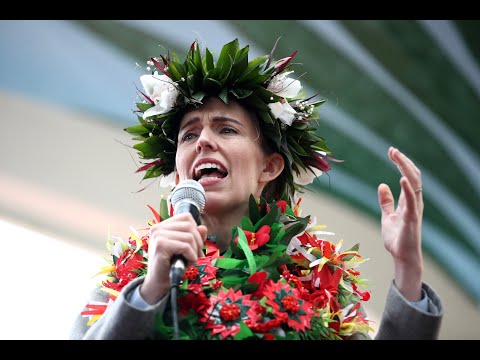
[179,115,246,132]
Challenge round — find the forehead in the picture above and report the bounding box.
[180,97,256,128]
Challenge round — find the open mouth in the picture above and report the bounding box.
[193,162,228,183]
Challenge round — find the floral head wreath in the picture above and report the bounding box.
[126,38,337,204]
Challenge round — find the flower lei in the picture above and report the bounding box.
[81,195,373,340]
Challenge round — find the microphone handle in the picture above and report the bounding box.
[174,202,201,225]
[169,202,201,287]
[171,254,186,271]
[170,255,186,288]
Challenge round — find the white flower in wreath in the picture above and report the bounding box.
[267,71,302,98]
[160,171,176,188]
[293,166,323,185]
[140,72,180,119]
[268,99,297,126]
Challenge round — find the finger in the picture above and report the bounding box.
[197,225,209,257]
[402,174,424,212]
[378,183,395,216]
[162,212,199,226]
[161,238,199,267]
[389,147,422,189]
[151,214,202,241]
[151,228,203,264]
[400,176,420,222]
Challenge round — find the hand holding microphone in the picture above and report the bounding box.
[169,179,206,287]
[140,179,207,305]
[165,179,207,340]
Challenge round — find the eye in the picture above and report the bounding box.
[180,132,197,142]
[220,127,238,135]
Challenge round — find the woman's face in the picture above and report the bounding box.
[175,97,282,215]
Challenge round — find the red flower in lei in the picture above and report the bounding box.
[263,280,313,332]
[178,291,210,316]
[103,248,145,292]
[200,288,260,339]
[234,224,271,250]
[182,255,219,290]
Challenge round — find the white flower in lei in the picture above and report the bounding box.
[140,72,180,119]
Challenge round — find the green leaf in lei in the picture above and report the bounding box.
[266,222,283,244]
[159,196,170,221]
[281,218,309,246]
[340,243,361,261]
[235,228,257,275]
[233,322,254,340]
[240,215,254,232]
[253,202,280,231]
[215,257,246,270]
[247,194,262,225]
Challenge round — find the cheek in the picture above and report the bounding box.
[233,151,264,178]
[175,152,188,179]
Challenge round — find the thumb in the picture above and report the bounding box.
[378,183,394,216]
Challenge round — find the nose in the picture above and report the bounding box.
[196,128,218,153]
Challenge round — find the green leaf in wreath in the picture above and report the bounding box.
[124,124,151,136]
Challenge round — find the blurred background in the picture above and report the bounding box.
[1,20,479,340]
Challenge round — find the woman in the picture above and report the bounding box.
[70,38,443,340]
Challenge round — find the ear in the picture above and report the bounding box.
[175,171,180,185]
[259,152,285,184]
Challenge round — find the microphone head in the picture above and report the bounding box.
[170,179,206,213]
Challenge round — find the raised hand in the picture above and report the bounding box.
[377,147,424,301]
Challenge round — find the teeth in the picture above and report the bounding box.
[198,176,223,184]
[194,162,226,177]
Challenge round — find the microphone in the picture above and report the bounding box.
[169,179,206,287]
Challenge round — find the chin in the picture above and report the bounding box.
[203,194,223,214]
[203,192,240,215]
